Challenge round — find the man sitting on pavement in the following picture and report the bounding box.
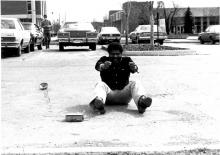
[90,42,152,114]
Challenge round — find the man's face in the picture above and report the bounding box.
[109,50,122,63]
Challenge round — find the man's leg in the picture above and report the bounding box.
[129,80,152,114]
[48,33,51,48]
[90,81,111,114]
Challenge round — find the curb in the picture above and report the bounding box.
[101,45,197,56]
[2,146,220,155]
[164,39,199,43]
[123,50,197,56]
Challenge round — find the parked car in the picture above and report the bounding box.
[57,22,97,51]
[97,27,121,44]
[1,17,31,56]
[129,25,167,45]
[22,22,43,51]
[198,25,220,44]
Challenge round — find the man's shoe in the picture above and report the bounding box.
[90,97,105,114]
[137,95,152,114]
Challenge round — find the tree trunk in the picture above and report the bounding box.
[150,11,154,48]
[148,1,154,49]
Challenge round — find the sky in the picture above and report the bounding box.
[46,0,220,23]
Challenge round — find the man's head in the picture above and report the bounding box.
[107,42,123,63]
[43,15,47,19]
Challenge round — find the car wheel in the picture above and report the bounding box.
[30,43,35,51]
[210,37,216,44]
[15,45,22,57]
[90,44,96,51]
[59,43,64,51]
[37,42,42,50]
[159,40,164,45]
[199,38,204,44]
[98,40,103,45]
[24,44,30,53]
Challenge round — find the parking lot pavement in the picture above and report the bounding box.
[1,44,220,154]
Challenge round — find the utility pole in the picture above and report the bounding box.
[146,1,154,49]
[31,0,36,24]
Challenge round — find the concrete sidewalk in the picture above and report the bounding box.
[1,45,220,155]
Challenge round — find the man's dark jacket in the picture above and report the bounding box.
[95,56,137,90]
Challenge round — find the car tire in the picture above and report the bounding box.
[90,44,96,51]
[98,40,103,45]
[210,37,216,44]
[131,40,135,44]
[24,44,30,53]
[199,38,204,44]
[30,43,35,51]
[15,45,22,57]
[59,43,64,51]
[159,40,164,45]
[37,43,42,50]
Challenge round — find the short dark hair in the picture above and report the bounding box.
[107,42,123,54]
[44,15,47,18]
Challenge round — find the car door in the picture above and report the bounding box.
[17,20,30,46]
[201,27,210,41]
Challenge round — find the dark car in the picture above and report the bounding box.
[22,22,44,51]
[198,25,220,44]
[57,22,97,51]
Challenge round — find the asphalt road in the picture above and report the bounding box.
[1,43,220,154]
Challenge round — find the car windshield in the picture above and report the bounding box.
[209,25,220,33]
[63,22,94,31]
[22,24,34,30]
[1,19,16,29]
[101,27,119,32]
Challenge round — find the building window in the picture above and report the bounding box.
[27,1,32,14]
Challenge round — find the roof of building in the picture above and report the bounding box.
[166,7,220,17]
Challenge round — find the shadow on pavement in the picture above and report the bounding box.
[64,104,144,121]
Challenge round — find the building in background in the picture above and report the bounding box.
[1,0,47,25]
[109,1,220,34]
[168,7,220,34]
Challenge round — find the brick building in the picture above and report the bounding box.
[1,0,47,25]
[109,1,220,34]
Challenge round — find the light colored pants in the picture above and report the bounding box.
[94,80,146,106]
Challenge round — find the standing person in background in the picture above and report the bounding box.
[41,15,52,49]
[90,42,152,114]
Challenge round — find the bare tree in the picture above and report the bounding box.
[163,1,182,34]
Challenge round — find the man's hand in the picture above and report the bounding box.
[129,62,138,73]
[100,61,112,71]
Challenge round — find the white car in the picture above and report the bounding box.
[198,25,220,44]
[97,27,121,44]
[129,25,167,45]
[1,17,31,56]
